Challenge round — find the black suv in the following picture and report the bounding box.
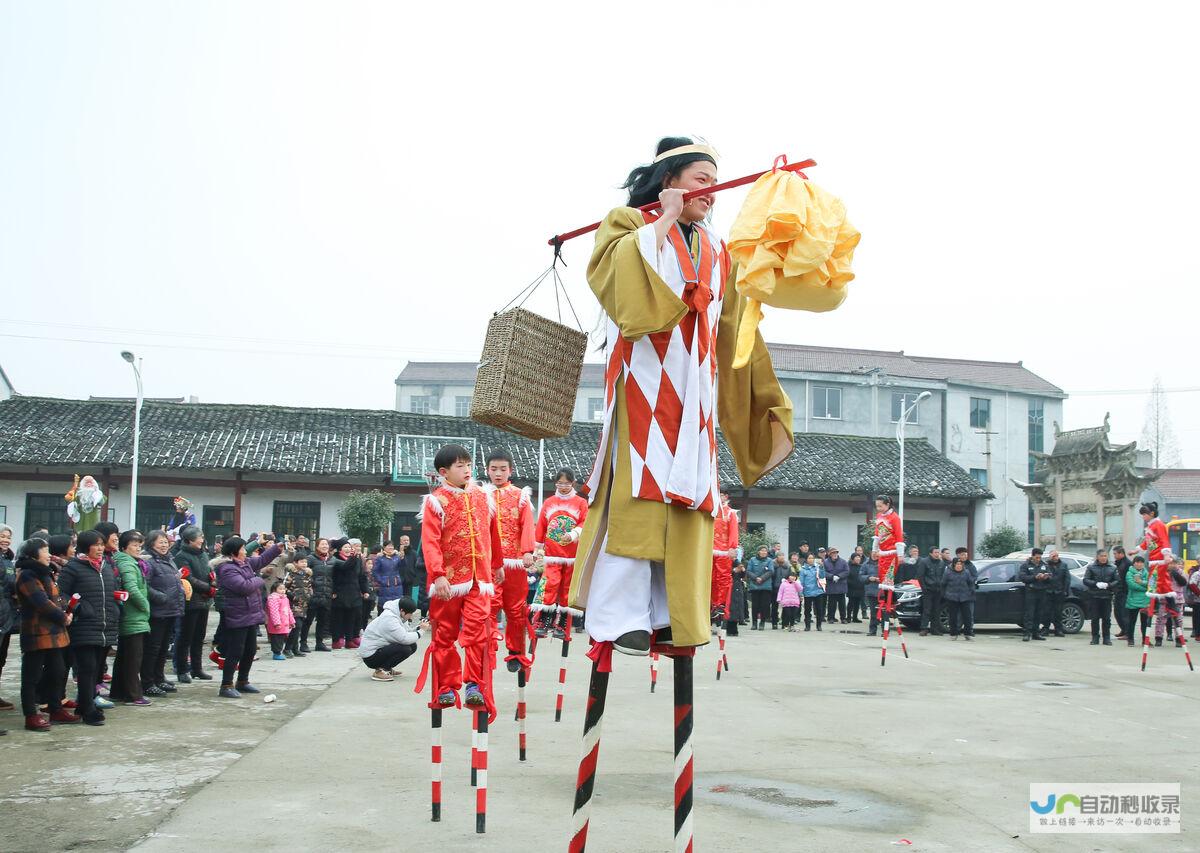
[895,557,1088,634]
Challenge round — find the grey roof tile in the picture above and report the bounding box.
[0,396,987,499]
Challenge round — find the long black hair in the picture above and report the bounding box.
[1139,501,1158,517]
[622,136,716,208]
[874,494,894,509]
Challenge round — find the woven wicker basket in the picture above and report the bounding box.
[470,308,588,440]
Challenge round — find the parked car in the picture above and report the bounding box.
[895,558,1088,634]
[1004,551,1094,567]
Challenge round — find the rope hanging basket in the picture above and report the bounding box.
[470,307,587,440]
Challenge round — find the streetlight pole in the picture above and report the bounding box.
[896,391,932,521]
[121,351,143,529]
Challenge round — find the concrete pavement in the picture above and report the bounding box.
[3,623,1196,851]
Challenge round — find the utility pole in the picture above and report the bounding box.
[976,428,999,530]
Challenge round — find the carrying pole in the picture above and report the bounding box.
[549,157,816,246]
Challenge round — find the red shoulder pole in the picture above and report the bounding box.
[548,157,816,246]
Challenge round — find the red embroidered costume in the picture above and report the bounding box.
[535,489,589,611]
[420,481,503,697]
[710,497,738,615]
[484,482,535,656]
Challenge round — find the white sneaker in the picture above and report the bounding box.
[371,669,394,682]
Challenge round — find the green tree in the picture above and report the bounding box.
[739,526,783,561]
[978,522,1028,558]
[337,489,394,545]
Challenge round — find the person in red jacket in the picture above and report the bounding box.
[482,450,536,673]
[419,444,503,710]
[871,494,905,588]
[710,493,739,622]
[534,468,589,639]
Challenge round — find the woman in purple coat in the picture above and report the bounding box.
[215,536,280,698]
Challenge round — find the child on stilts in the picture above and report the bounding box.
[414,444,503,831]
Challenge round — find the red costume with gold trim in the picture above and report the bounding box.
[420,481,503,699]
[484,482,535,656]
[710,500,739,614]
[535,490,589,610]
[1138,516,1176,612]
[874,509,904,585]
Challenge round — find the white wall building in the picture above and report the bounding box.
[394,344,1064,543]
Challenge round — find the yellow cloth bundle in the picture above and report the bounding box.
[727,170,860,367]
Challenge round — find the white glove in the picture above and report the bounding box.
[879,582,895,592]
[870,536,880,553]
[567,527,583,544]
[1147,592,1162,599]
[1097,582,1107,590]
[895,542,906,559]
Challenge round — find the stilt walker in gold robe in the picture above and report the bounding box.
[567,137,793,853]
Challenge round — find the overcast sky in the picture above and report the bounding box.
[2,2,1197,464]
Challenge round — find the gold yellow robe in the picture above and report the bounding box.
[568,208,794,646]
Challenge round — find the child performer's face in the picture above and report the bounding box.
[487,460,512,487]
[441,458,473,489]
[555,476,574,496]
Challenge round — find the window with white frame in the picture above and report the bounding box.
[455,396,472,418]
[811,386,842,420]
[410,395,435,415]
[587,397,605,421]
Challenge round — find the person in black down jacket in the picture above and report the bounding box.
[940,555,977,639]
[173,526,214,682]
[56,530,121,725]
[1082,549,1118,645]
[1018,548,1053,641]
[1040,550,1073,638]
[330,540,368,649]
[304,537,335,652]
[142,531,185,697]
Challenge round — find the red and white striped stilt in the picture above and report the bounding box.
[718,624,729,673]
[1141,602,1153,671]
[878,588,891,667]
[893,591,909,659]
[555,613,573,722]
[569,657,610,853]
[430,708,443,822]
[471,724,479,786]
[673,654,695,853]
[474,710,488,833]
[650,651,659,693]
[517,667,528,761]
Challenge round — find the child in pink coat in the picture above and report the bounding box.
[266,581,296,661]
[777,571,802,632]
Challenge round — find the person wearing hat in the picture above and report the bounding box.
[822,546,849,624]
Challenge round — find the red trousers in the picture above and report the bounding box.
[542,559,574,608]
[711,557,732,610]
[491,570,529,655]
[429,586,491,692]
